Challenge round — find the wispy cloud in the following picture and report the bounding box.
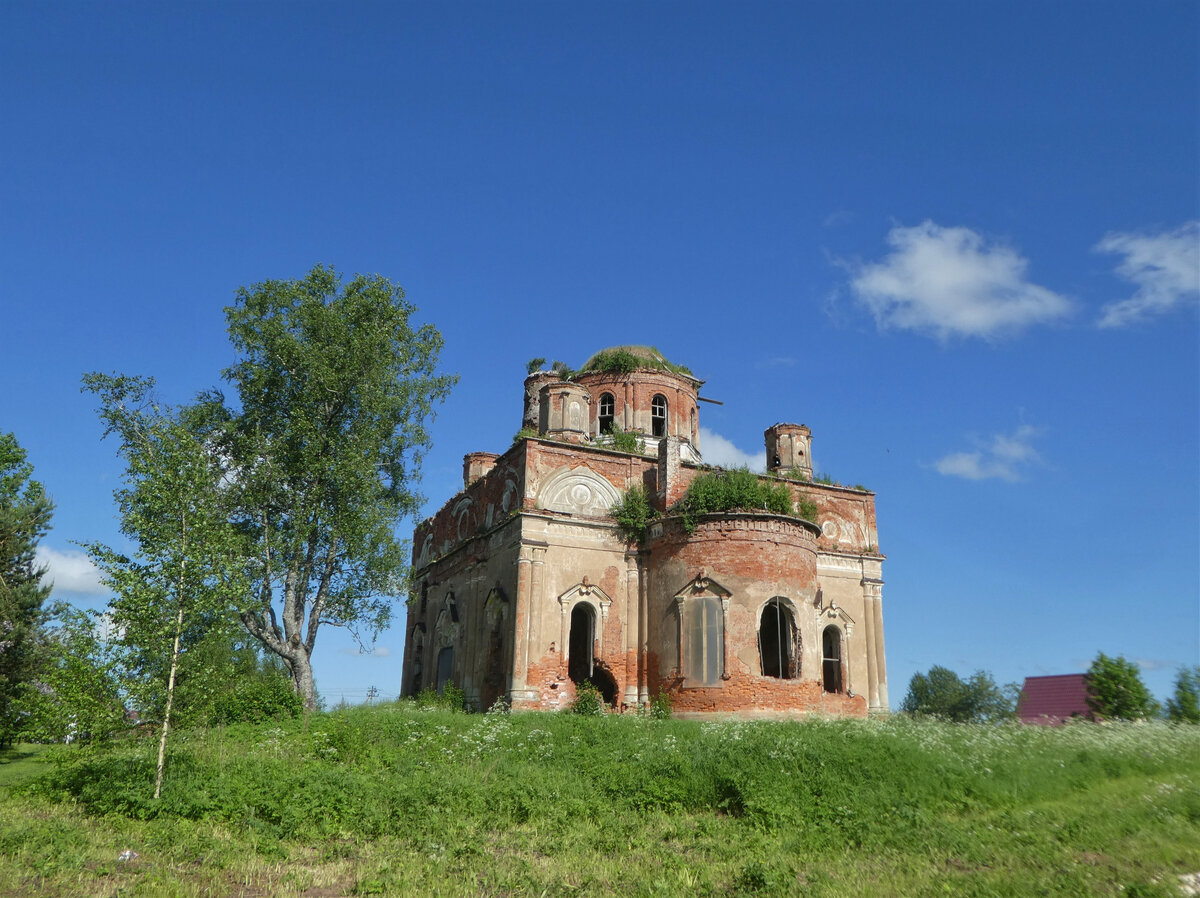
[698,427,764,471]
[846,221,1072,340]
[822,209,854,228]
[934,424,1040,483]
[1095,221,1200,328]
[37,546,106,595]
[339,646,392,658]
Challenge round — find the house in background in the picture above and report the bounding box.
[400,346,889,718]
[1017,674,1094,725]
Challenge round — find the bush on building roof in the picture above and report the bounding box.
[674,468,814,534]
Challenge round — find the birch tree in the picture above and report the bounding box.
[83,374,247,798]
[211,265,454,709]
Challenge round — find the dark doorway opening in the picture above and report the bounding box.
[760,600,795,679]
[568,604,595,685]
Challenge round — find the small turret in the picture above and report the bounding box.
[764,423,812,479]
[539,381,591,444]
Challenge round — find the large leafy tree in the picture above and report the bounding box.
[211,265,455,709]
[1085,652,1158,721]
[83,374,249,797]
[900,665,1017,723]
[1165,666,1200,724]
[0,432,54,745]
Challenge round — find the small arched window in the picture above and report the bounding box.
[651,394,668,437]
[822,626,843,694]
[598,393,615,434]
[759,599,797,679]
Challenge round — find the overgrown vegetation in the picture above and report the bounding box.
[609,485,658,545]
[606,424,645,455]
[579,345,694,378]
[674,468,815,535]
[2,708,1197,896]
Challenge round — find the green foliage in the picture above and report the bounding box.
[582,348,644,376]
[609,485,658,545]
[606,424,644,455]
[570,682,604,715]
[901,665,1017,723]
[82,373,251,795]
[210,264,456,708]
[0,432,53,746]
[20,603,127,744]
[1166,666,1200,724]
[525,357,546,375]
[1086,652,1159,721]
[648,691,672,720]
[511,427,538,444]
[6,710,1200,895]
[674,468,794,534]
[412,682,465,712]
[173,635,302,727]
[549,360,575,379]
[579,345,693,378]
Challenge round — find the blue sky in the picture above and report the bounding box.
[3,2,1196,707]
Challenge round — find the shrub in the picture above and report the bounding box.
[674,468,794,534]
[648,692,672,720]
[571,682,604,715]
[607,424,644,455]
[609,485,658,545]
[525,357,546,374]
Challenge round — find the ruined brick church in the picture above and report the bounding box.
[400,347,888,717]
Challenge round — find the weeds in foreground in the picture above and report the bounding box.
[1,712,1197,896]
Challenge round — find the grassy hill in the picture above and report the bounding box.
[1,706,1197,896]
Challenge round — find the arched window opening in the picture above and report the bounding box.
[436,645,455,694]
[651,394,668,437]
[683,595,723,686]
[759,600,796,679]
[567,603,596,685]
[598,393,615,434]
[822,626,843,694]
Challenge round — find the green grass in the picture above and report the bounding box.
[0,709,1196,896]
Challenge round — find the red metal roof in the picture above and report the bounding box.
[1017,674,1094,725]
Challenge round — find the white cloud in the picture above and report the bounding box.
[36,546,107,595]
[934,424,1040,483]
[1095,221,1200,328]
[848,221,1072,340]
[698,427,764,471]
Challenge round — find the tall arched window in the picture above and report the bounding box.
[822,626,843,694]
[651,394,668,437]
[682,595,723,686]
[759,599,797,679]
[598,393,615,434]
